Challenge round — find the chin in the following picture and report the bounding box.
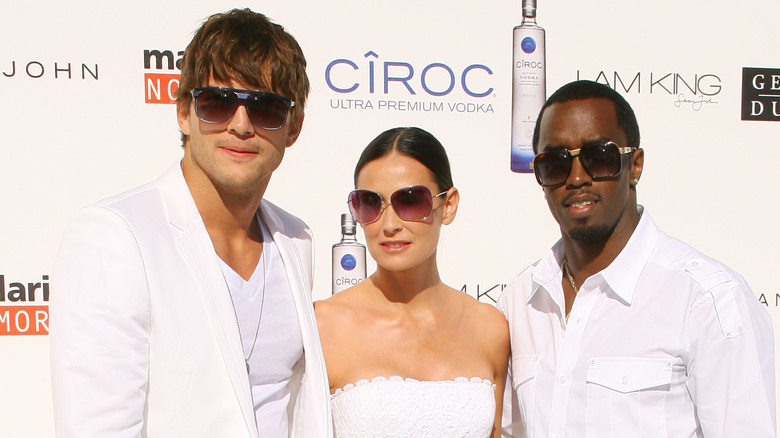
[567,224,611,243]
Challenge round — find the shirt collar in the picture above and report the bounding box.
[528,240,566,305]
[529,205,661,306]
[600,206,661,304]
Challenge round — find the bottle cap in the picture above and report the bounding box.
[522,0,537,17]
[341,213,357,235]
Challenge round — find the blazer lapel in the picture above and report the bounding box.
[159,163,257,435]
[260,201,332,435]
[258,201,312,310]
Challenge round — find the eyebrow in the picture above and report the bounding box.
[541,143,568,152]
[541,137,612,151]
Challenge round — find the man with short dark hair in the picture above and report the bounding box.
[50,9,331,437]
[500,80,775,437]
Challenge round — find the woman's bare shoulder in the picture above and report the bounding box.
[314,283,373,329]
[453,290,509,342]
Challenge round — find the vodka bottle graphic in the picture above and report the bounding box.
[511,0,546,173]
[332,213,367,294]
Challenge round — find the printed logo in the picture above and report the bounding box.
[521,37,537,54]
[326,50,496,115]
[576,70,722,111]
[461,283,506,304]
[1,59,98,81]
[143,49,183,104]
[741,67,780,121]
[340,254,357,271]
[0,274,50,336]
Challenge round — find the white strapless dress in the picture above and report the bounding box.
[331,376,496,438]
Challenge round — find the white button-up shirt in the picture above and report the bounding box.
[498,207,776,437]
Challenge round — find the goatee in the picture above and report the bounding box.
[568,224,611,243]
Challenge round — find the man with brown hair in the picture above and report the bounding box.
[50,9,331,437]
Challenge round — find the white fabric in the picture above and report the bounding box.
[218,219,304,437]
[498,207,776,438]
[49,163,332,438]
[331,376,496,438]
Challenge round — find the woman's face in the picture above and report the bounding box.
[355,152,458,273]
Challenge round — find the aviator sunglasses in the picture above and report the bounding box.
[532,141,637,187]
[348,185,448,224]
[191,87,294,130]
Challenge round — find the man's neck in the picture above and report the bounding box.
[563,207,642,280]
[181,161,266,280]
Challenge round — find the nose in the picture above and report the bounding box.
[565,155,592,188]
[227,104,255,137]
[380,203,403,235]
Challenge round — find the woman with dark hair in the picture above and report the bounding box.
[315,127,509,437]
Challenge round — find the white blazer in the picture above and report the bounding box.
[49,163,332,438]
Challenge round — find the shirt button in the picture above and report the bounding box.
[560,376,567,384]
[621,376,630,385]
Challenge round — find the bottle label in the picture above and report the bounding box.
[340,254,358,271]
[511,26,546,173]
[332,245,367,294]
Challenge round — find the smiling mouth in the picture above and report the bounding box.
[569,200,594,208]
[382,242,408,247]
[381,241,410,252]
[220,147,257,157]
[563,190,599,210]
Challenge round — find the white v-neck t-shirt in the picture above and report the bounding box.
[218,218,304,437]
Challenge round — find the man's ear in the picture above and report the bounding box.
[285,114,304,148]
[176,100,192,136]
[631,147,644,183]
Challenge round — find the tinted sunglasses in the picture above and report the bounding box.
[532,141,637,187]
[190,87,294,130]
[348,185,448,224]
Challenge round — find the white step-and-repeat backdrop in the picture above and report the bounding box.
[2,1,778,435]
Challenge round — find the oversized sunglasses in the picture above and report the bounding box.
[347,185,448,224]
[532,141,637,187]
[190,87,294,130]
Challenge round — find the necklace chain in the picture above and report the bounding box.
[223,224,268,375]
[243,244,267,372]
[563,258,578,294]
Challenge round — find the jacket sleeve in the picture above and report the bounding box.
[49,206,152,438]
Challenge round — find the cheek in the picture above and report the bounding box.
[362,226,387,260]
[412,222,441,250]
[361,223,381,243]
[544,189,561,213]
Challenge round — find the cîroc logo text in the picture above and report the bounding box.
[326,51,495,115]
[144,49,183,104]
[0,274,50,336]
[742,67,780,121]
